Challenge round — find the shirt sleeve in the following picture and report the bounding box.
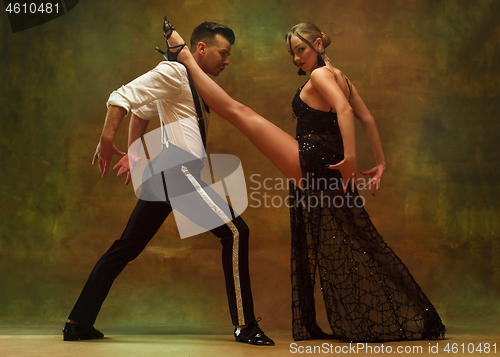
[106,62,186,114]
[132,101,158,120]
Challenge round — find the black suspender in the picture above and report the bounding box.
[160,73,207,152]
[187,74,207,150]
[155,47,207,151]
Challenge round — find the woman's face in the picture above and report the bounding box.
[287,34,319,72]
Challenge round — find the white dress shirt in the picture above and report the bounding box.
[106,61,209,160]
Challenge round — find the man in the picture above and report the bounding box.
[63,22,274,346]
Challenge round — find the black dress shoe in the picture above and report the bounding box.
[63,322,104,341]
[234,320,275,346]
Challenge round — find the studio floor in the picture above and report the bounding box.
[1,318,499,357]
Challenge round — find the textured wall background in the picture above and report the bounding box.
[1,0,499,332]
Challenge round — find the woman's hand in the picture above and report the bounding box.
[360,164,385,196]
[329,158,359,193]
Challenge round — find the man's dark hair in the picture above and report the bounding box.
[190,22,235,49]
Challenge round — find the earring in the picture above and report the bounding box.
[317,53,325,67]
[317,45,326,67]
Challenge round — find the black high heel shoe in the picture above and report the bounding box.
[155,15,186,61]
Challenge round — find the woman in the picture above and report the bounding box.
[163,19,445,342]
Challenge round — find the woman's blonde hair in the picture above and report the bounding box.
[285,22,331,52]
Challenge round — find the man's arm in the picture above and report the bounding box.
[93,61,183,178]
[113,113,150,185]
[92,105,128,177]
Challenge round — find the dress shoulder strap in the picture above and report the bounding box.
[345,76,352,103]
[323,67,352,103]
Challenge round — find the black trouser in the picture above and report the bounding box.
[68,184,255,327]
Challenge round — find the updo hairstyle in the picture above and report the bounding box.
[285,22,331,52]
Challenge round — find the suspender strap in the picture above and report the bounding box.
[156,47,206,149]
[158,67,207,151]
[187,74,207,150]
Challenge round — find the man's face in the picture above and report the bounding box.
[198,34,231,77]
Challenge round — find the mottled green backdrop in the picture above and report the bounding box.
[1,0,499,332]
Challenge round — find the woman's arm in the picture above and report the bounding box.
[349,83,386,195]
[310,68,356,158]
[310,68,358,192]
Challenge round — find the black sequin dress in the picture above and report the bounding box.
[289,82,445,342]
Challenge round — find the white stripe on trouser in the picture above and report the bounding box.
[180,166,245,325]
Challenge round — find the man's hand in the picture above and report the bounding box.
[92,138,126,177]
[113,153,142,185]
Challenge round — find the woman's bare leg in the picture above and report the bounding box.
[167,27,303,186]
